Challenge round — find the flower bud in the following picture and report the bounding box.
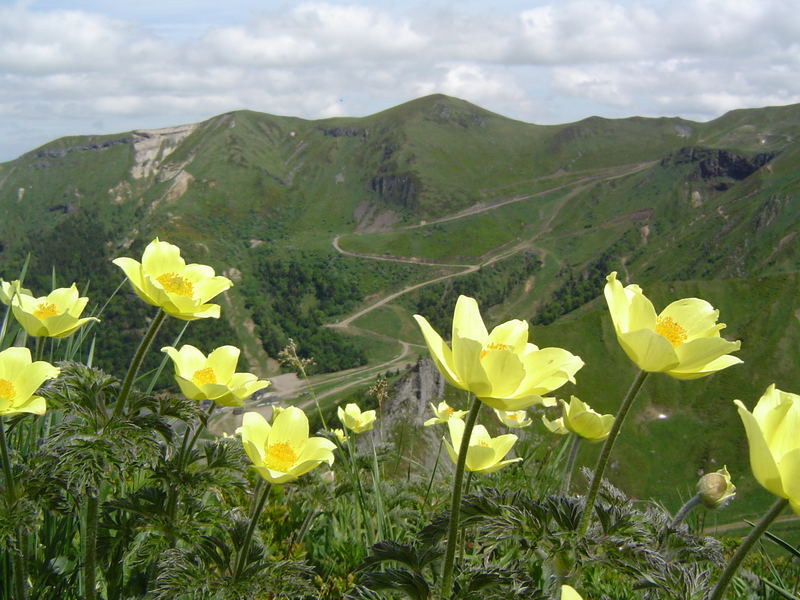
[696,466,735,509]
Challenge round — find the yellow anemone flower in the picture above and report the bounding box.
[11,284,98,338]
[424,401,467,426]
[414,296,583,411]
[735,385,800,515]
[542,414,569,435]
[0,347,60,416]
[112,238,232,320]
[493,408,533,428]
[332,428,348,443]
[162,344,270,407]
[239,407,336,484]
[444,418,521,473]
[560,396,614,443]
[561,585,584,600]
[604,272,741,379]
[0,280,32,305]
[337,403,376,434]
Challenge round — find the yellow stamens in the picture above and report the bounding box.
[0,379,16,401]
[478,440,491,447]
[192,367,217,386]
[33,303,60,320]
[480,342,509,359]
[156,272,194,298]
[444,406,454,415]
[265,441,297,472]
[656,316,688,347]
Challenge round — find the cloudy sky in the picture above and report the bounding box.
[1,0,798,161]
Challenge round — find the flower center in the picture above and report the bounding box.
[33,302,60,320]
[655,316,688,347]
[156,272,194,298]
[508,413,519,421]
[444,406,454,415]
[480,342,509,359]
[0,379,16,401]
[478,440,491,448]
[192,367,217,386]
[265,441,297,472]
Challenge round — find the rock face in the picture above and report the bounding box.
[369,173,418,211]
[661,146,774,181]
[363,359,446,468]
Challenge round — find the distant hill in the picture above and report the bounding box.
[1,94,799,519]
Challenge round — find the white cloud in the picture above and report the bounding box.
[0,0,798,160]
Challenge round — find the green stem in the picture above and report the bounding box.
[560,435,581,496]
[422,436,444,518]
[670,494,702,530]
[440,395,481,599]
[0,418,26,600]
[706,498,788,600]
[370,435,387,541]
[577,370,648,536]
[84,495,99,600]
[233,480,271,581]
[347,434,374,543]
[113,308,167,418]
[34,336,44,362]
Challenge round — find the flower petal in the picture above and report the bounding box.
[659,298,721,339]
[269,406,309,447]
[617,329,679,372]
[671,337,741,375]
[413,315,462,388]
[487,319,528,353]
[141,238,185,275]
[240,411,271,465]
[206,346,240,384]
[735,400,785,498]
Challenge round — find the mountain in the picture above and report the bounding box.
[1,94,799,520]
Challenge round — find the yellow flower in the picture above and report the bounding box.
[697,466,736,509]
[332,428,348,443]
[239,407,336,484]
[112,238,232,320]
[0,347,60,416]
[542,414,569,435]
[444,418,521,473]
[561,585,584,600]
[494,408,533,428]
[162,344,270,407]
[560,396,614,443]
[604,272,741,379]
[0,280,32,305]
[424,401,467,426]
[10,284,99,338]
[735,385,800,515]
[414,296,583,411]
[337,403,376,434]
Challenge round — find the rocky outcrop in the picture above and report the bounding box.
[31,137,131,167]
[370,172,418,211]
[319,126,368,138]
[362,359,445,468]
[661,147,774,182]
[131,124,197,179]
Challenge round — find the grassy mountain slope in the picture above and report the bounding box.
[0,95,799,523]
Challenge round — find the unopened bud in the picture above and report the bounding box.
[697,466,735,509]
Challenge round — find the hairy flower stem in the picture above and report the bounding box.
[560,435,581,496]
[346,434,375,544]
[670,494,702,530]
[233,480,271,581]
[440,395,481,599]
[0,418,26,600]
[577,370,648,536]
[707,498,788,600]
[113,308,167,418]
[84,495,99,600]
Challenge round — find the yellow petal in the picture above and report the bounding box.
[269,405,309,447]
[672,337,741,374]
[735,400,785,498]
[206,346,240,383]
[452,295,488,346]
[778,448,800,507]
[617,329,679,372]
[480,347,525,398]
[659,298,721,339]
[487,319,528,353]
[412,316,463,388]
[240,411,270,465]
[561,585,583,600]
[141,238,185,275]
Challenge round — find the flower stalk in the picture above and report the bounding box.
[440,394,481,599]
[233,480,271,581]
[577,370,648,536]
[0,417,26,600]
[561,434,581,496]
[113,308,166,418]
[84,494,99,600]
[706,498,788,600]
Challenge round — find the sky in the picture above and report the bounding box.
[1,0,799,161]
